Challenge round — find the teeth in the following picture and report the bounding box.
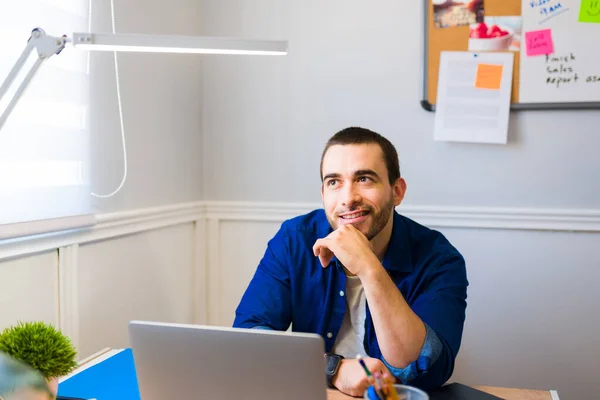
[341,211,367,219]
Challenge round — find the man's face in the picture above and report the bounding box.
[320,143,404,240]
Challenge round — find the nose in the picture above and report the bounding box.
[341,182,361,208]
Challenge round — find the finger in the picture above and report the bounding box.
[313,239,335,267]
[374,360,390,374]
[319,247,334,268]
[312,238,327,256]
[312,240,320,257]
[382,371,394,383]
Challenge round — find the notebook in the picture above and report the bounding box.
[57,349,140,400]
[429,383,504,400]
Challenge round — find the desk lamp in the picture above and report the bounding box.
[0,27,288,130]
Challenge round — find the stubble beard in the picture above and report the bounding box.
[328,196,395,241]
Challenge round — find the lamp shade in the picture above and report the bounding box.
[71,32,288,55]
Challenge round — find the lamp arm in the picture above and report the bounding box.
[0,28,68,131]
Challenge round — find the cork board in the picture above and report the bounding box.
[420,0,600,111]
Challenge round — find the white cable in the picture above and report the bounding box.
[86,0,91,75]
[91,0,128,198]
[78,0,92,186]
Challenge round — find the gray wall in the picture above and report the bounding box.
[199,1,600,399]
[89,0,204,213]
[200,0,600,209]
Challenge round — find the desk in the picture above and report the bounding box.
[326,385,554,400]
[60,348,556,400]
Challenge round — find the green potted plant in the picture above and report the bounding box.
[0,321,78,397]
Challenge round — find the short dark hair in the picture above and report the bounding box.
[320,127,400,185]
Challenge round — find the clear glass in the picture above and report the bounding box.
[363,384,429,400]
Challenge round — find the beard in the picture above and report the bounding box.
[327,195,395,241]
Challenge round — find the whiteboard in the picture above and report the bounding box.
[519,0,600,104]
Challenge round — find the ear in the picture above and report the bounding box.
[392,178,407,207]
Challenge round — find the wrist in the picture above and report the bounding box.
[357,256,385,281]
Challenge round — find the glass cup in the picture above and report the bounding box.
[363,384,429,400]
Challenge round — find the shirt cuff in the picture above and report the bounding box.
[381,323,442,384]
[250,325,273,330]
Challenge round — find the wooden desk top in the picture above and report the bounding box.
[327,385,553,400]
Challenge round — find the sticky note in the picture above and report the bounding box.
[474,64,503,90]
[579,0,600,23]
[525,29,554,56]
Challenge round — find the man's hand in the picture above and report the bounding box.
[332,357,393,397]
[312,225,379,277]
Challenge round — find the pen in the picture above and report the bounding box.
[357,355,379,398]
[356,355,373,379]
[358,356,387,399]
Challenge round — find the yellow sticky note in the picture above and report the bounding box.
[579,0,600,23]
[475,63,503,90]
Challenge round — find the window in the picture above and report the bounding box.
[0,0,94,239]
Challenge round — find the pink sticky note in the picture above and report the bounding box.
[525,29,554,56]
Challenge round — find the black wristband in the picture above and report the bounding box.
[326,373,336,388]
[324,353,344,388]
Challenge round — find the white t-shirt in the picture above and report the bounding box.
[331,275,369,358]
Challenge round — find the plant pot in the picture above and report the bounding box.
[46,376,59,397]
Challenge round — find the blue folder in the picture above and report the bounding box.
[57,349,141,400]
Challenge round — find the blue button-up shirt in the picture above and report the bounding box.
[233,209,468,391]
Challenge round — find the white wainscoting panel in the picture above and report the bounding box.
[211,220,282,327]
[58,245,80,351]
[76,223,197,359]
[0,251,60,330]
[439,227,600,400]
[193,218,208,325]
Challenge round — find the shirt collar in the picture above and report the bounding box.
[381,210,413,273]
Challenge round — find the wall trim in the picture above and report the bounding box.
[0,202,205,261]
[2,200,599,261]
[204,201,600,232]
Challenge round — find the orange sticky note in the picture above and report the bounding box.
[474,63,503,90]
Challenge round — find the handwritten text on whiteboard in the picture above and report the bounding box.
[530,0,570,23]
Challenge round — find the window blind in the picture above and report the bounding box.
[0,0,94,238]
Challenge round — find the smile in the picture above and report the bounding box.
[339,210,369,223]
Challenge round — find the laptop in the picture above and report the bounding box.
[128,320,327,400]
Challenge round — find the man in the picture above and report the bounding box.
[233,127,468,396]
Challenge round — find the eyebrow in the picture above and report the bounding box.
[354,169,380,179]
[322,169,381,181]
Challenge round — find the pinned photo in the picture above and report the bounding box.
[468,16,522,52]
[433,0,484,29]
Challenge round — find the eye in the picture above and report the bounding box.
[326,179,338,187]
[358,176,372,183]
